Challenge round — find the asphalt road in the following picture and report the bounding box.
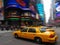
[0,27,60,45]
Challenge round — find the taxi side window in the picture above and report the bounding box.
[28,28,36,33]
[21,28,28,32]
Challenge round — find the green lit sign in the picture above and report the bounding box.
[8,18,20,21]
[21,18,30,20]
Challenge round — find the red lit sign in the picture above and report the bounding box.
[16,0,26,6]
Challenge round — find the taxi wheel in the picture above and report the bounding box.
[14,34,19,38]
[34,37,42,44]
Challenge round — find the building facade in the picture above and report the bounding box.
[4,0,38,28]
[53,0,60,26]
[0,0,4,24]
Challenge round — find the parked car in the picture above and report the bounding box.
[47,24,54,27]
[13,26,58,44]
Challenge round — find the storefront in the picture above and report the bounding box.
[4,0,30,26]
[4,0,40,28]
[20,10,36,26]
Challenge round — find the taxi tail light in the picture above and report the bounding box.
[49,34,54,38]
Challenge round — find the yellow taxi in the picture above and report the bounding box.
[13,26,58,43]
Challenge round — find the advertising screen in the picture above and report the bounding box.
[29,3,36,15]
[5,0,29,9]
[55,2,60,17]
[36,3,45,21]
[29,4,35,12]
[56,12,60,17]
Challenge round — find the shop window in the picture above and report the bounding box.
[8,11,20,17]
[10,11,17,16]
[23,12,30,16]
[24,13,29,16]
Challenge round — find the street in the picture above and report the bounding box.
[0,27,60,45]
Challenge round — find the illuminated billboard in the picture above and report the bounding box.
[55,2,60,17]
[29,4,36,13]
[4,0,29,10]
[56,12,60,17]
[36,3,45,21]
[29,3,36,15]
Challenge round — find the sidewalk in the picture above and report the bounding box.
[0,30,12,33]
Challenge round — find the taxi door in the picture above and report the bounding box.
[27,28,36,40]
[20,28,28,38]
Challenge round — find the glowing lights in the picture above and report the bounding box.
[55,2,60,18]
[56,6,60,11]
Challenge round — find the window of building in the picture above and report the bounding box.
[10,11,17,16]
[21,12,30,16]
[28,28,36,33]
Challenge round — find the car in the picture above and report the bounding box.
[13,26,58,44]
[47,24,54,27]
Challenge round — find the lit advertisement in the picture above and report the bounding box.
[29,3,36,15]
[30,0,36,3]
[5,0,29,10]
[4,0,29,21]
[29,4,35,12]
[56,12,60,17]
[55,2,60,17]
[36,4,45,21]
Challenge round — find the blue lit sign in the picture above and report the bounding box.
[55,2,60,18]
[56,12,60,17]
[5,0,29,10]
[36,4,45,22]
[36,4,44,17]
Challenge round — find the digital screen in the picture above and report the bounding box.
[5,0,29,9]
[29,4,36,13]
[56,12,60,17]
[36,3,45,21]
[55,2,60,17]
